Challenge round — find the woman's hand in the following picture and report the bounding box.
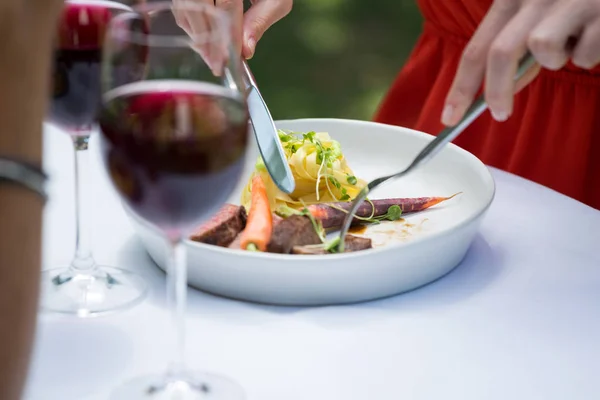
[441,0,600,126]
[176,0,292,59]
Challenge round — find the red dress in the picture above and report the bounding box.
[374,0,600,210]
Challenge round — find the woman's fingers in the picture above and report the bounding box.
[176,0,293,61]
[242,0,293,59]
[484,3,546,121]
[441,1,517,126]
[173,0,225,76]
[572,20,600,68]
[442,0,600,128]
[215,0,244,54]
[528,0,595,70]
[172,0,203,39]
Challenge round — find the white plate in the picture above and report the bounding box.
[127,118,495,305]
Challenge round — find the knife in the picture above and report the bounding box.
[241,61,296,194]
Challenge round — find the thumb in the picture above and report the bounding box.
[242,0,292,59]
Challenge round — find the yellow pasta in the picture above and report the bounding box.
[241,130,366,211]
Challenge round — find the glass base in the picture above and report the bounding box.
[40,266,148,317]
[110,371,245,400]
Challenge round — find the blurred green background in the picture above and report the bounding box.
[248,0,424,121]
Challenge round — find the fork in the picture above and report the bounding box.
[336,52,537,252]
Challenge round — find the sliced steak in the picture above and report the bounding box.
[267,215,321,254]
[228,214,283,250]
[228,233,243,250]
[292,234,372,255]
[189,204,247,247]
[342,234,372,252]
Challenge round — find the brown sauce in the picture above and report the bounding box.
[349,225,368,235]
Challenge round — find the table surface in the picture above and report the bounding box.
[24,125,600,400]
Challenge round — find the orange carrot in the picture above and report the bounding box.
[307,193,461,229]
[239,175,273,251]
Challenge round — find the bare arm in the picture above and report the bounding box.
[0,1,62,399]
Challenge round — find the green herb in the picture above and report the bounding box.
[288,143,300,153]
[384,205,403,221]
[301,207,326,242]
[330,141,342,159]
[255,157,266,171]
[278,130,294,142]
[274,205,299,218]
[315,141,325,164]
[359,205,403,224]
[302,131,316,142]
[340,187,350,201]
[246,243,259,251]
[275,130,356,203]
[314,139,336,168]
[324,237,341,253]
[297,236,341,254]
[328,177,341,189]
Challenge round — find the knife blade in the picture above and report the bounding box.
[242,61,295,194]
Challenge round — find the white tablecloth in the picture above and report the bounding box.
[24,125,600,400]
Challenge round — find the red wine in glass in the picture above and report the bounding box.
[51,0,147,133]
[41,0,148,317]
[99,80,248,235]
[102,3,249,398]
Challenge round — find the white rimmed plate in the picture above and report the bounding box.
[127,118,495,305]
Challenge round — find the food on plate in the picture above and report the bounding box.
[189,130,461,255]
[239,175,273,251]
[228,214,283,249]
[305,194,461,229]
[240,130,367,210]
[189,204,246,247]
[292,235,372,255]
[190,202,372,255]
[266,215,323,254]
[188,193,457,255]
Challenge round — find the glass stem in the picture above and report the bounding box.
[70,135,96,273]
[166,238,187,377]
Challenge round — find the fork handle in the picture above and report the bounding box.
[406,52,536,173]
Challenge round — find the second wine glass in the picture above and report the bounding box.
[99,2,248,399]
[42,0,148,317]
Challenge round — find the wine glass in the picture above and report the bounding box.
[99,2,248,398]
[42,0,148,316]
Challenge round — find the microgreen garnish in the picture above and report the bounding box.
[274,129,361,202]
[294,236,341,254]
[302,131,316,142]
[383,205,403,221]
[255,156,266,171]
[328,177,341,189]
[278,131,294,142]
[324,237,341,253]
[340,187,350,201]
